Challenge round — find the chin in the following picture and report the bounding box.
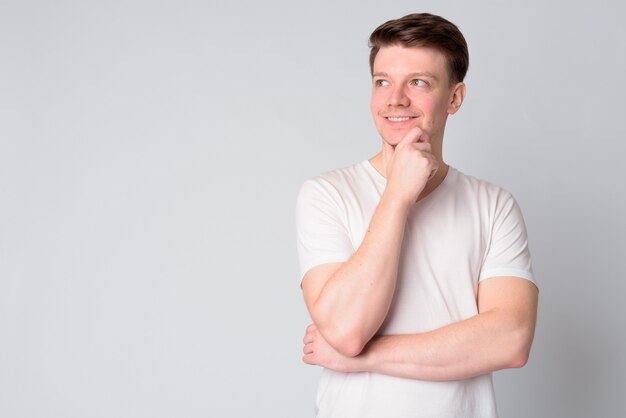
[379,125,418,143]
[381,134,404,146]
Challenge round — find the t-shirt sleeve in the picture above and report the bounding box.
[295,178,354,284]
[479,192,537,285]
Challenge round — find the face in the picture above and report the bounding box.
[370,45,465,152]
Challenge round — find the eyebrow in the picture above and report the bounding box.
[372,72,439,81]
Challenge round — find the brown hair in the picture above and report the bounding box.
[368,13,469,85]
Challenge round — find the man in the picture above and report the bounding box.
[295,13,538,418]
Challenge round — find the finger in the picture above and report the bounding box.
[303,333,314,344]
[303,344,314,354]
[428,166,438,180]
[306,323,317,333]
[411,142,432,153]
[399,127,424,146]
[427,157,439,179]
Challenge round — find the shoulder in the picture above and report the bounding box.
[450,167,516,205]
[449,168,530,244]
[304,160,372,187]
[447,167,525,228]
[297,160,376,202]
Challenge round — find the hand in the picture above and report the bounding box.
[382,127,439,204]
[302,324,359,372]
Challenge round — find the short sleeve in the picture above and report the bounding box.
[479,193,536,285]
[295,178,354,284]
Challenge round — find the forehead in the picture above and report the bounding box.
[373,45,449,80]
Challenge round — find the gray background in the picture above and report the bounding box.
[1,0,624,417]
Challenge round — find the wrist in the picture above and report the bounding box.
[351,339,378,373]
[342,351,369,373]
[380,189,414,214]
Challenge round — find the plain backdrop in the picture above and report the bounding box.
[1,0,625,417]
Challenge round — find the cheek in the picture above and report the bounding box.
[370,94,383,114]
[417,96,439,114]
[418,97,449,131]
[422,96,450,120]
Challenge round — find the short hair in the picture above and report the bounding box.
[368,13,469,85]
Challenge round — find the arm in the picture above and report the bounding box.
[303,276,538,381]
[302,128,437,357]
[302,195,409,357]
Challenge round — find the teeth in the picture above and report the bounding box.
[387,117,411,122]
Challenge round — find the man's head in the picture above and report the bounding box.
[368,13,469,152]
[369,13,469,86]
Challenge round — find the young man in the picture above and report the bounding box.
[296,13,538,418]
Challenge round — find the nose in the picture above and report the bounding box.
[388,85,410,107]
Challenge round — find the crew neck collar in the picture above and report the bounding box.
[362,159,456,203]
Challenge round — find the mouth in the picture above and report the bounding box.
[385,116,414,122]
[383,116,418,126]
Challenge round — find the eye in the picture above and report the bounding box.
[411,79,427,87]
[375,79,389,87]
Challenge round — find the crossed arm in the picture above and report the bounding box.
[301,129,440,358]
[301,194,411,357]
[301,189,539,380]
[300,130,538,380]
[302,273,538,381]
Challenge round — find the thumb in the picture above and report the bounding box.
[399,127,424,146]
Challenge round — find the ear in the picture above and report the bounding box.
[447,82,466,115]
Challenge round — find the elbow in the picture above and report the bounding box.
[504,328,534,369]
[317,325,368,357]
[333,337,367,358]
[311,310,370,357]
[508,348,530,369]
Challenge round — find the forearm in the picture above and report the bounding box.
[352,310,534,381]
[311,191,410,356]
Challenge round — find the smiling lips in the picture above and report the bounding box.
[386,116,414,122]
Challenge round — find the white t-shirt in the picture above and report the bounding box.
[296,159,536,418]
